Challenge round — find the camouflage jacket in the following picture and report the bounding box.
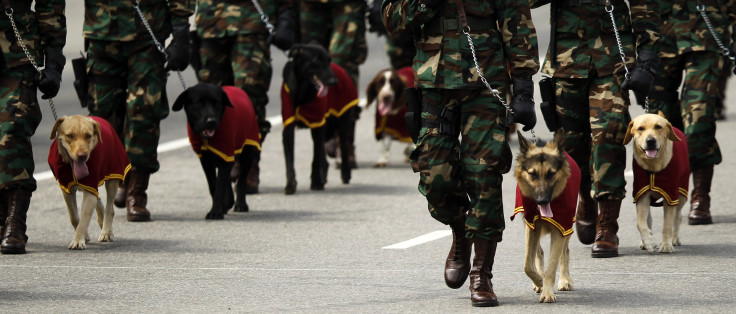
[0,0,66,68]
[83,0,195,41]
[532,0,660,79]
[659,0,736,58]
[382,0,539,90]
[196,0,295,38]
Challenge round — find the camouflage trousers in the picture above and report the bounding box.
[197,34,272,138]
[0,65,41,191]
[300,0,367,87]
[554,73,630,201]
[409,88,511,242]
[648,51,723,169]
[86,39,168,174]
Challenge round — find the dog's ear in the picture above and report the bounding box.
[657,111,666,118]
[553,128,566,151]
[365,76,378,108]
[92,119,102,144]
[220,89,233,108]
[172,89,190,112]
[517,130,530,153]
[50,116,65,139]
[623,121,635,145]
[666,121,681,142]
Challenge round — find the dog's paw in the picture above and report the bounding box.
[310,181,325,191]
[234,202,249,213]
[69,239,87,250]
[205,211,225,220]
[533,285,542,293]
[639,240,655,253]
[539,290,557,303]
[372,162,387,168]
[658,242,675,253]
[98,232,114,242]
[284,181,297,195]
[673,237,681,246]
[557,279,573,291]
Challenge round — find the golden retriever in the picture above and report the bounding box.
[624,113,690,253]
[49,115,129,250]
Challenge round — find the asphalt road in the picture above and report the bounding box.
[5,4,736,313]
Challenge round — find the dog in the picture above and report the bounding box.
[623,113,690,253]
[511,129,580,303]
[365,67,415,167]
[173,83,261,219]
[48,115,130,250]
[280,43,359,194]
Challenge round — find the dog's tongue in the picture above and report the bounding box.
[72,160,89,179]
[538,203,553,218]
[645,149,658,158]
[204,129,215,138]
[316,80,328,98]
[378,102,392,116]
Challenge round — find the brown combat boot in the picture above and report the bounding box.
[469,238,499,307]
[0,190,8,237]
[1,188,32,254]
[591,199,621,258]
[445,221,472,289]
[126,170,151,222]
[688,166,713,225]
[575,189,598,245]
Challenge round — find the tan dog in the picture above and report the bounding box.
[624,113,690,253]
[49,115,129,250]
[512,130,580,303]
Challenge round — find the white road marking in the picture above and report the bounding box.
[382,230,451,249]
[36,114,285,182]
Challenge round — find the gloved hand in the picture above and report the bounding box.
[507,78,537,131]
[271,8,298,51]
[422,0,443,9]
[38,48,65,99]
[367,0,387,36]
[622,50,658,100]
[166,22,190,71]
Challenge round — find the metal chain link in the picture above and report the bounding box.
[462,28,537,142]
[697,5,735,61]
[134,0,187,90]
[605,2,649,112]
[251,0,275,35]
[4,8,59,121]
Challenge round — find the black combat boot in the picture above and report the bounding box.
[1,188,32,254]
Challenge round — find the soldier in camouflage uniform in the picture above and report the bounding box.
[646,0,736,225]
[367,0,416,70]
[0,0,66,254]
[532,0,660,258]
[84,0,195,222]
[194,0,298,194]
[383,0,538,307]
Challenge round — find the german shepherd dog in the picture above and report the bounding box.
[281,43,357,194]
[623,113,689,253]
[512,129,580,303]
[173,83,260,219]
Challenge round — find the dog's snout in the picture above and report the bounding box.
[76,152,88,160]
[645,137,658,149]
[205,118,217,130]
[535,197,550,205]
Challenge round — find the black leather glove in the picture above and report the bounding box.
[507,78,537,131]
[422,0,443,9]
[622,50,658,100]
[730,34,736,75]
[271,8,298,51]
[166,22,190,71]
[367,0,387,36]
[38,48,65,99]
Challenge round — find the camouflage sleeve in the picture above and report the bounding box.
[381,0,438,38]
[169,0,196,25]
[35,0,66,50]
[728,0,736,42]
[629,0,661,53]
[495,0,539,79]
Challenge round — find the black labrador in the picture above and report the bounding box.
[282,43,357,194]
[173,83,259,219]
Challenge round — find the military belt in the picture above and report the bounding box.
[423,17,494,35]
[561,0,613,6]
[421,103,458,136]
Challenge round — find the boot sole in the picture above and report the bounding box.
[688,218,712,225]
[591,251,618,258]
[471,300,499,307]
[1,247,26,254]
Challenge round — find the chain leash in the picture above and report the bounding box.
[605,1,649,112]
[4,8,59,121]
[462,27,537,142]
[696,5,735,62]
[251,0,275,35]
[134,0,187,90]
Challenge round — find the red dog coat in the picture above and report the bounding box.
[281,62,358,128]
[511,152,581,237]
[632,127,690,206]
[188,86,262,162]
[374,66,413,143]
[48,116,130,198]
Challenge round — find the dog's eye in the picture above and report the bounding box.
[85,134,93,140]
[637,127,645,131]
[546,171,556,180]
[654,125,663,129]
[528,171,538,180]
[65,134,73,140]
